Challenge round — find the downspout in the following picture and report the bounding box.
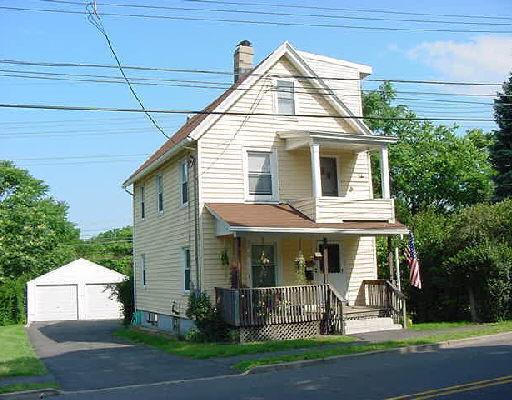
[193,146,201,292]
[123,185,137,324]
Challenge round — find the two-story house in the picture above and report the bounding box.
[123,41,409,341]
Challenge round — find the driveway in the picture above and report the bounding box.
[27,320,236,391]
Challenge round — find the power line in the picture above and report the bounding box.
[2,5,512,34]
[0,102,504,122]
[40,0,512,27]
[0,58,503,86]
[85,1,171,139]
[12,153,149,161]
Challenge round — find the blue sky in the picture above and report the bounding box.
[1,0,511,237]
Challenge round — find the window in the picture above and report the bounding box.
[318,243,341,273]
[156,174,164,212]
[247,151,273,198]
[140,186,146,219]
[147,312,158,325]
[183,247,191,292]
[276,80,295,115]
[251,244,276,287]
[180,161,189,205]
[141,254,147,286]
[320,157,339,197]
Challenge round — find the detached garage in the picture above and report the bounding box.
[27,258,127,323]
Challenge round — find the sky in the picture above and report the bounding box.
[1,0,511,237]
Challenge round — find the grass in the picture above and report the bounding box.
[0,325,46,378]
[0,382,59,395]
[115,328,355,359]
[233,320,512,372]
[409,321,475,331]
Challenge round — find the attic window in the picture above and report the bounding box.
[276,80,295,115]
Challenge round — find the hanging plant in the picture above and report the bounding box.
[259,250,271,267]
[294,250,307,284]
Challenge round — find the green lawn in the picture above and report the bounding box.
[0,325,46,378]
[0,382,59,395]
[233,320,512,372]
[115,328,355,359]
[409,321,476,330]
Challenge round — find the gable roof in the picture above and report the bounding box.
[123,42,373,187]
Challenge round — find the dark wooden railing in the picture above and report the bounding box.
[361,279,406,327]
[215,284,346,333]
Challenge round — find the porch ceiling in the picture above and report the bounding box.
[205,203,409,236]
[278,130,398,151]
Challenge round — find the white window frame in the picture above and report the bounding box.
[273,78,297,116]
[140,185,146,220]
[182,247,191,293]
[155,174,164,213]
[140,254,147,287]
[243,148,279,203]
[180,160,189,207]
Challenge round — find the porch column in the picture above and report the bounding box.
[380,145,391,200]
[310,143,322,198]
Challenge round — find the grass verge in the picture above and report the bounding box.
[0,382,59,395]
[0,325,46,378]
[409,321,475,331]
[115,328,355,359]
[233,320,512,372]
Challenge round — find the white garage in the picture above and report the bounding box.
[27,258,127,323]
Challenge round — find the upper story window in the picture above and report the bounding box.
[246,151,277,201]
[183,247,191,292]
[140,186,146,219]
[156,174,164,213]
[140,254,147,286]
[180,161,189,206]
[276,80,295,115]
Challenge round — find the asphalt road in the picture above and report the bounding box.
[54,333,512,400]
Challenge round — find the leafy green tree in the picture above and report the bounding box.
[490,72,512,201]
[76,226,132,275]
[0,161,78,282]
[363,83,495,216]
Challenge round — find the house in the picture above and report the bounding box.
[27,258,126,323]
[123,41,409,340]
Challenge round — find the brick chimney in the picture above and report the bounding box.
[233,40,254,83]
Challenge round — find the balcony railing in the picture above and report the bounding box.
[290,197,395,223]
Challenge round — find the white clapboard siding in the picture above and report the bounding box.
[315,198,395,223]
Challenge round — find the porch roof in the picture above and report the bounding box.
[205,203,409,236]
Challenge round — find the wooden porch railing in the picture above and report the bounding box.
[215,284,346,334]
[361,279,407,327]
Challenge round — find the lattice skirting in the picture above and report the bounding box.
[239,321,321,343]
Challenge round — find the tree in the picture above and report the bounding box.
[363,83,495,216]
[75,226,132,275]
[490,72,512,201]
[0,161,78,281]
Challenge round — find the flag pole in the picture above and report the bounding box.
[394,247,401,291]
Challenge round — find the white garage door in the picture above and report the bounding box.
[35,285,78,321]
[85,284,122,320]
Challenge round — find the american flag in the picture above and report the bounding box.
[404,232,422,289]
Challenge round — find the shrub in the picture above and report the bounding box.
[186,291,229,342]
[0,277,26,325]
[110,274,134,325]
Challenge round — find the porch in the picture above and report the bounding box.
[215,280,406,342]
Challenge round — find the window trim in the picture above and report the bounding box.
[155,174,164,214]
[140,254,147,287]
[273,78,297,117]
[180,160,189,207]
[182,247,191,293]
[140,185,146,220]
[243,148,279,203]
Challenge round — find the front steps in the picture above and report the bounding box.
[344,317,403,335]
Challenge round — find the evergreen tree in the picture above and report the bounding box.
[491,73,512,201]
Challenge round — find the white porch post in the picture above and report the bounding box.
[380,145,391,199]
[310,143,322,198]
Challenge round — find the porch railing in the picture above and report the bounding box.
[215,284,345,334]
[361,279,407,327]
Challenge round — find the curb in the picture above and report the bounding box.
[243,331,512,375]
[0,388,61,399]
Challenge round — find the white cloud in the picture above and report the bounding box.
[408,36,512,95]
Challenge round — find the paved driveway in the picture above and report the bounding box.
[27,321,235,391]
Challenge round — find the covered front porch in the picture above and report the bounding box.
[206,203,408,341]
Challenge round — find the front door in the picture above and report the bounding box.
[315,242,345,296]
[320,157,339,197]
[251,244,277,287]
